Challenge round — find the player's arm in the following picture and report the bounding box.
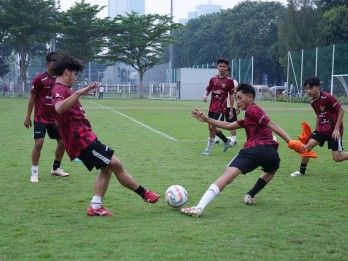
[192,108,241,130]
[266,120,292,144]
[54,82,100,114]
[332,107,345,140]
[203,89,210,102]
[24,93,36,128]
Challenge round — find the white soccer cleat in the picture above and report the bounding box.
[223,137,232,152]
[290,171,304,177]
[201,148,211,156]
[244,194,256,205]
[51,168,70,177]
[30,173,39,182]
[181,206,203,217]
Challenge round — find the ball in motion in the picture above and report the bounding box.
[165,185,188,208]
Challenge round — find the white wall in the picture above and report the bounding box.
[176,68,217,100]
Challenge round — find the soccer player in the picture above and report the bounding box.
[51,52,160,216]
[182,83,301,217]
[290,76,348,176]
[201,58,236,156]
[24,52,69,182]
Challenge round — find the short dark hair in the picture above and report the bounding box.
[236,83,256,98]
[52,52,85,76]
[217,58,229,66]
[46,52,58,62]
[304,77,320,88]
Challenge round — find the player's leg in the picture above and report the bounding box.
[181,166,241,217]
[214,113,231,152]
[30,122,46,182]
[330,135,348,162]
[245,145,279,204]
[202,112,216,155]
[290,137,319,177]
[108,156,160,203]
[47,124,69,177]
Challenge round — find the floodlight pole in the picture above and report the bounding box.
[168,0,174,83]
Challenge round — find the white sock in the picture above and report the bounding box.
[197,184,220,209]
[214,136,219,142]
[31,165,38,175]
[231,136,236,143]
[206,138,214,150]
[91,195,102,210]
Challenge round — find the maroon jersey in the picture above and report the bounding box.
[237,103,277,149]
[31,72,56,124]
[51,83,97,160]
[206,75,235,113]
[310,91,343,135]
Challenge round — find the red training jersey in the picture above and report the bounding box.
[310,91,343,135]
[236,103,278,149]
[51,83,97,160]
[206,75,235,113]
[31,72,56,124]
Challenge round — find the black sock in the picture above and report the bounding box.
[53,160,61,170]
[216,130,228,143]
[247,178,267,198]
[135,185,146,198]
[300,163,307,174]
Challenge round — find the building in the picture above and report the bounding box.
[108,0,145,17]
[104,0,145,86]
[179,1,222,24]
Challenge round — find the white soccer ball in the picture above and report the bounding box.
[165,185,188,208]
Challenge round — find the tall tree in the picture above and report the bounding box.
[0,0,56,96]
[106,12,182,97]
[56,0,110,63]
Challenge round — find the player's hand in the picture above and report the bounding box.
[202,96,208,102]
[24,117,32,129]
[235,107,241,114]
[78,82,101,96]
[191,108,208,122]
[332,129,340,141]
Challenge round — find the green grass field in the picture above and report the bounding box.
[0,97,347,260]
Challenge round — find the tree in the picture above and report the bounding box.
[224,1,287,84]
[278,0,326,70]
[323,6,348,44]
[0,0,57,95]
[106,12,182,97]
[56,0,110,63]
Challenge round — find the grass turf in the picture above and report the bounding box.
[0,97,347,260]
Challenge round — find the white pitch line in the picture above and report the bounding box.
[89,101,178,141]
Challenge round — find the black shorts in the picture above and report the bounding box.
[228,145,280,174]
[78,139,115,171]
[311,131,343,151]
[225,107,237,123]
[33,121,61,139]
[208,111,224,121]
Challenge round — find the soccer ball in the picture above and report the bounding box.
[165,185,188,208]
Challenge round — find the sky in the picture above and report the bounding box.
[59,0,288,22]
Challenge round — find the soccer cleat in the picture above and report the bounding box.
[215,140,220,145]
[30,173,39,182]
[143,189,161,203]
[201,148,211,156]
[231,141,237,146]
[181,206,203,217]
[86,206,113,216]
[223,137,232,152]
[51,168,70,177]
[290,170,304,177]
[244,194,256,205]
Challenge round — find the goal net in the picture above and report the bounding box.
[331,74,348,97]
[148,82,177,99]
